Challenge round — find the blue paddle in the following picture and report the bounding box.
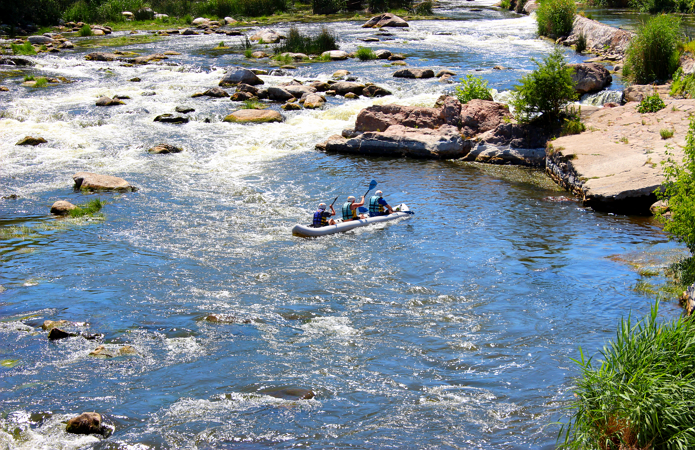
[363,179,377,198]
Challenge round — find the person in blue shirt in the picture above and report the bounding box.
[312,203,336,227]
[368,190,393,217]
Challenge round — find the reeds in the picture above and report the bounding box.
[274,26,338,55]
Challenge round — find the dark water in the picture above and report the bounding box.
[0,4,685,449]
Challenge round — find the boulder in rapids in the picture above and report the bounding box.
[202,87,228,98]
[148,144,183,154]
[231,91,255,101]
[175,106,195,113]
[436,69,456,77]
[267,86,294,102]
[282,102,302,111]
[362,13,409,28]
[96,96,124,106]
[393,68,435,79]
[42,320,70,330]
[48,328,77,340]
[283,85,317,98]
[362,84,392,97]
[50,201,77,215]
[85,52,119,61]
[250,29,284,43]
[73,172,136,192]
[374,49,392,59]
[204,314,252,324]
[321,50,349,60]
[568,63,612,94]
[28,35,54,44]
[66,412,114,437]
[251,51,270,58]
[303,93,326,109]
[224,109,284,123]
[16,136,47,146]
[261,387,316,400]
[154,114,189,124]
[89,345,138,358]
[331,81,365,96]
[332,69,350,79]
[219,67,264,87]
[0,86,8,91]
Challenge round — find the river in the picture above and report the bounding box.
[0,2,686,449]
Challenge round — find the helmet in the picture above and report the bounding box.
[375,190,383,197]
[318,203,326,210]
[347,196,355,203]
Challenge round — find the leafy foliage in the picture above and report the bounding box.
[637,91,666,113]
[454,75,493,104]
[624,15,681,85]
[536,0,576,38]
[631,0,695,13]
[510,48,578,123]
[560,107,586,135]
[561,302,695,450]
[274,26,338,55]
[670,68,695,99]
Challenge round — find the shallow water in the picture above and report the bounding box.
[0,4,685,449]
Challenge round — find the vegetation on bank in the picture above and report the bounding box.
[536,0,576,38]
[274,26,338,55]
[454,75,493,104]
[624,14,682,85]
[561,302,695,449]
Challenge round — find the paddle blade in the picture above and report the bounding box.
[368,180,377,191]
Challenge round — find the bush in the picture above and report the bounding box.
[560,107,585,135]
[637,91,666,113]
[78,24,93,36]
[274,26,338,55]
[561,302,695,449]
[624,15,681,85]
[536,0,576,38]
[454,75,493,104]
[631,0,695,13]
[660,128,674,139]
[510,47,578,123]
[356,46,377,60]
[500,0,512,8]
[670,68,695,98]
[11,42,37,56]
[575,33,586,53]
[368,0,412,12]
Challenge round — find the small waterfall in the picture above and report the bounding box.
[581,89,623,106]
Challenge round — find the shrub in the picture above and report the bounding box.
[660,128,674,139]
[312,0,346,13]
[182,13,193,23]
[11,42,36,56]
[78,24,93,36]
[637,90,666,113]
[454,75,493,104]
[510,47,578,123]
[536,0,576,38]
[356,46,377,60]
[500,0,512,8]
[670,68,695,98]
[560,107,585,135]
[274,26,338,55]
[624,15,681,85]
[33,77,48,87]
[575,33,586,53]
[244,48,253,58]
[630,0,695,13]
[69,198,105,218]
[561,302,695,449]
[655,117,695,278]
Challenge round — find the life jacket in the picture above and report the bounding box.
[342,201,356,220]
[312,210,328,227]
[369,196,384,216]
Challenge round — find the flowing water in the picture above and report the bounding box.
[0,3,686,449]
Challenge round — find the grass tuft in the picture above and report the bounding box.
[79,24,94,36]
[274,26,338,55]
[660,128,674,139]
[356,46,377,61]
[11,42,36,56]
[69,198,105,218]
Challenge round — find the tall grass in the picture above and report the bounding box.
[356,46,376,60]
[78,23,93,36]
[274,26,338,55]
[11,42,36,56]
[536,0,576,38]
[624,15,681,85]
[561,302,695,449]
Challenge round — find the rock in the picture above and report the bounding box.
[261,387,315,400]
[439,74,454,83]
[344,92,358,99]
[58,41,74,49]
[48,328,77,340]
[204,314,251,324]
[219,67,264,86]
[251,51,269,58]
[493,65,506,70]
[202,87,228,98]
[282,102,302,111]
[148,144,183,154]
[393,68,435,79]
[362,13,409,28]
[267,86,294,102]
[28,35,54,44]
[355,104,442,132]
[283,85,317,98]
[569,63,612,94]
[50,201,77,215]
[129,77,141,82]
[231,91,255,101]
[0,57,34,66]
[321,50,349,60]
[460,99,513,136]
[224,109,284,123]
[332,69,350,79]
[331,81,365,96]
[0,86,8,91]
[565,16,633,57]
[237,83,259,95]
[279,52,308,60]
[547,98,694,214]
[42,320,70,330]
[96,96,124,106]
[122,11,134,19]
[16,136,47,146]
[92,29,105,36]
[436,69,456,77]
[250,29,283,43]
[73,172,135,192]
[154,114,189,124]
[180,28,198,35]
[85,52,119,61]
[141,91,156,96]
[191,17,210,25]
[374,49,392,59]
[89,345,138,358]
[623,84,670,103]
[281,65,297,70]
[224,17,237,24]
[362,85,392,97]
[682,283,695,315]
[175,106,195,113]
[303,94,326,109]
[66,412,113,437]
[309,81,331,92]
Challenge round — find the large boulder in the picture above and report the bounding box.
[565,15,633,57]
[460,100,513,136]
[623,84,670,103]
[321,50,349,60]
[50,201,77,215]
[73,172,135,192]
[355,104,442,132]
[362,85,392,97]
[148,144,183,154]
[331,81,365,96]
[66,412,112,437]
[569,63,612,94]
[393,68,435,79]
[267,86,294,102]
[202,87,228,98]
[250,29,283,43]
[219,67,264,87]
[362,13,409,28]
[303,93,326,109]
[28,35,54,45]
[224,109,284,123]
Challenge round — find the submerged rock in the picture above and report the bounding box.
[66,412,113,437]
[89,345,138,358]
[148,143,183,154]
[261,387,315,400]
[16,136,47,146]
[73,172,136,192]
[154,114,189,124]
[204,314,251,324]
[50,201,77,215]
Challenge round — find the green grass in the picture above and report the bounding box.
[23,75,35,81]
[0,226,38,240]
[536,0,576,38]
[69,198,105,218]
[624,14,681,85]
[637,91,666,113]
[244,48,254,58]
[33,77,48,88]
[356,46,377,61]
[660,128,674,139]
[274,26,338,55]
[75,34,161,49]
[561,302,695,449]
[79,24,94,36]
[240,99,267,109]
[11,42,36,56]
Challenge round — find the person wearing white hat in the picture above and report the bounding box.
[368,190,393,217]
[341,195,366,222]
[311,202,336,227]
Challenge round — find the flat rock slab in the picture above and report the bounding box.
[224,109,284,123]
[73,172,136,192]
[548,99,691,214]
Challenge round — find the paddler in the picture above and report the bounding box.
[342,195,366,222]
[312,202,336,227]
[368,190,394,217]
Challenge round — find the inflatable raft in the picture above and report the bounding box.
[292,204,413,237]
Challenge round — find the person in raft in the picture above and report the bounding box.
[368,190,394,217]
[342,195,366,222]
[312,202,336,227]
